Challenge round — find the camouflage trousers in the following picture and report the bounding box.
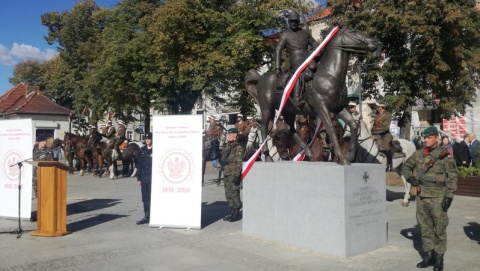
[224,174,241,209]
[32,168,38,198]
[416,196,449,253]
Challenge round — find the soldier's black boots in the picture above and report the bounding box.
[136,211,149,225]
[433,253,444,271]
[386,164,393,172]
[223,208,233,221]
[228,208,240,222]
[417,250,435,268]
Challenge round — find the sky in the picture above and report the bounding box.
[0,0,119,94]
[0,0,325,95]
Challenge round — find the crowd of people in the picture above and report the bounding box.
[427,132,480,170]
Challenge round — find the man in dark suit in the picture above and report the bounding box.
[453,134,471,168]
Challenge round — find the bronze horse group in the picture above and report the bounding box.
[246,26,381,165]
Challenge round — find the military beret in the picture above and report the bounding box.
[36,135,46,142]
[227,128,238,134]
[145,132,153,140]
[422,126,439,137]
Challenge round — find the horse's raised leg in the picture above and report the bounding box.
[313,104,350,165]
[337,108,359,162]
[401,175,412,207]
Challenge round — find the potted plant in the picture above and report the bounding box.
[456,166,480,197]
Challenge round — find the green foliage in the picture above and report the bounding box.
[458,166,480,177]
[329,0,480,118]
[9,60,44,87]
[35,0,320,119]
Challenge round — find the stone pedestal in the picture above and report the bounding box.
[243,162,386,258]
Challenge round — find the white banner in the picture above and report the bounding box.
[0,119,33,219]
[150,115,203,229]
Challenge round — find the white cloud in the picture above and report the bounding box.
[0,43,58,66]
[0,44,16,66]
[10,43,57,62]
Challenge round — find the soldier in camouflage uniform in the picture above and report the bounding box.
[219,128,244,222]
[402,126,457,271]
[32,136,54,198]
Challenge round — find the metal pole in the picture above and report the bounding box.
[358,64,362,117]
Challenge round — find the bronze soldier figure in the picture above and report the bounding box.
[275,11,319,107]
[402,126,458,271]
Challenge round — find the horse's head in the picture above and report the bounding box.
[329,26,382,55]
[50,138,64,151]
[87,129,101,147]
[296,120,312,142]
[271,129,292,160]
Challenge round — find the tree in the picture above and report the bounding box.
[40,56,76,108]
[329,0,480,120]
[9,60,44,87]
[147,0,316,114]
[86,0,164,130]
[41,0,110,115]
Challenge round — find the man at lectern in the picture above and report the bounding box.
[136,132,153,225]
[32,136,54,198]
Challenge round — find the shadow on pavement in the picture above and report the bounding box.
[68,213,128,232]
[67,199,121,215]
[400,225,423,256]
[201,201,229,228]
[386,189,416,203]
[464,222,480,244]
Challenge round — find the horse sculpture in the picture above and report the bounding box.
[356,118,416,206]
[87,128,139,179]
[246,26,381,165]
[272,116,347,162]
[63,132,95,176]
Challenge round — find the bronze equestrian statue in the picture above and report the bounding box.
[246,24,382,165]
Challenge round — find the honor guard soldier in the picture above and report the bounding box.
[402,126,458,271]
[219,128,244,222]
[136,132,153,225]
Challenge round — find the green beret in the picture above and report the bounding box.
[422,126,439,137]
[227,128,238,134]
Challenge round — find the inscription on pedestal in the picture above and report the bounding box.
[348,183,384,226]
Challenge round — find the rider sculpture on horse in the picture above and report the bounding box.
[275,11,319,108]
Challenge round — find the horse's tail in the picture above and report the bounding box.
[245,69,261,105]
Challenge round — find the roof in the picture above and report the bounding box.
[307,8,332,22]
[0,84,72,116]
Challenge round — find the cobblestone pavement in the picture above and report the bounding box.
[1,165,479,271]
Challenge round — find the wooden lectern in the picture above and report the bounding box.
[26,161,72,237]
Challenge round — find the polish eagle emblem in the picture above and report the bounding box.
[167,156,185,179]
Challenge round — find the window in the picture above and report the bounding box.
[127,131,133,140]
[36,129,55,147]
